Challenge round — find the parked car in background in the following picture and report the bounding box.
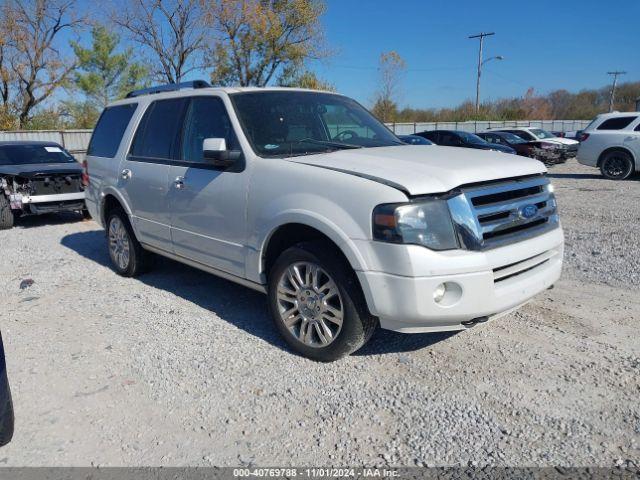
[577,112,640,180]
[416,130,516,154]
[487,127,579,160]
[0,141,87,229]
[398,135,433,145]
[477,131,566,166]
[86,82,562,361]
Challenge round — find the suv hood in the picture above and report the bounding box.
[0,162,82,177]
[539,137,579,146]
[289,145,546,195]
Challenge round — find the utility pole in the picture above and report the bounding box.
[607,71,626,112]
[469,32,494,114]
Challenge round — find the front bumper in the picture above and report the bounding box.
[10,191,86,215]
[355,227,564,333]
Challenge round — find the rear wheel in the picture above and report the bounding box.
[600,151,634,180]
[0,195,14,230]
[106,209,152,277]
[268,241,377,362]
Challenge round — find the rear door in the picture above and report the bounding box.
[121,97,188,252]
[168,95,249,277]
[624,118,640,165]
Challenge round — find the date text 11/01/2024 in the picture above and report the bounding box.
[232,468,400,477]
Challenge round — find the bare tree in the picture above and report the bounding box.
[3,0,84,127]
[203,0,328,87]
[372,51,406,122]
[112,0,206,84]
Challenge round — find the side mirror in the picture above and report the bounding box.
[203,138,242,168]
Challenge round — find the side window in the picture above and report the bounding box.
[87,104,137,158]
[130,98,188,159]
[635,123,640,132]
[597,116,638,130]
[180,97,239,162]
[440,133,459,145]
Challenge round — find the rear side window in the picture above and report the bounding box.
[635,123,640,132]
[87,104,137,158]
[130,98,188,159]
[597,116,637,130]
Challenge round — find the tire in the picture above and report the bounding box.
[0,195,14,230]
[267,240,378,362]
[106,208,152,277]
[600,150,634,180]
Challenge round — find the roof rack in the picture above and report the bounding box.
[125,80,211,98]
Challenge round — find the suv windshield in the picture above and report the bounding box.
[230,91,402,157]
[0,144,76,165]
[530,129,555,139]
[500,132,527,144]
[457,131,488,145]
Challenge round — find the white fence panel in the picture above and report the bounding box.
[1,121,591,159]
[385,119,591,135]
[0,129,92,161]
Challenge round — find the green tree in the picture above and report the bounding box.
[278,67,334,91]
[72,24,149,108]
[204,0,328,87]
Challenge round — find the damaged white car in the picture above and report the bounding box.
[0,141,87,229]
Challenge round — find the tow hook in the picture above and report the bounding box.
[461,316,489,327]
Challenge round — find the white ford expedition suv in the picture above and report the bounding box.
[85,81,564,361]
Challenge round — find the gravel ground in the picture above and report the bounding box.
[0,159,638,467]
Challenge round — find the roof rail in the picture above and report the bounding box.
[125,80,211,98]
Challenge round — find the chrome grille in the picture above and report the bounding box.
[447,175,559,251]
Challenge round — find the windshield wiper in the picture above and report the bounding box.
[296,138,364,150]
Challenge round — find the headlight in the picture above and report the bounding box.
[372,199,459,250]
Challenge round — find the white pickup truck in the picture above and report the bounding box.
[85,82,564,361]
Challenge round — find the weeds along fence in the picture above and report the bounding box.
[0,120,590,159]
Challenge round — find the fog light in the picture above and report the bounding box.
[433,282,463,307]
[433,283,447,303]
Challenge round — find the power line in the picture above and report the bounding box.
[607,71,626,112]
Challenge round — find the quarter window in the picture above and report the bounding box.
[88,104,137,158]
[597,116,637,130]
[180,97,239,162]
[130,98,188,159]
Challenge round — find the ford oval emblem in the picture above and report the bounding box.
[519,204,538,219]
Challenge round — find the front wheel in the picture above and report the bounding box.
[0,195,14,230]
[268,241,377,362]
[600,151,634,180]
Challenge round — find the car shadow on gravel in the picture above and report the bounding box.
[14,212,86,229]
[61,230,454,357]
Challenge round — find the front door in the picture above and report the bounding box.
[169,96,249,277]
[121,97,189,252]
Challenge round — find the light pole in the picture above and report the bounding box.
[607,71,626,112]
[469,32,503,114]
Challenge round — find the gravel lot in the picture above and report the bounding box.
[0,160,638,467]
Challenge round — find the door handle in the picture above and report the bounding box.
[121,169,132,180]
[174,176,185,190]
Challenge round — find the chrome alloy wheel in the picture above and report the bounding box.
[108,217,131,271]
[276,262,344,348]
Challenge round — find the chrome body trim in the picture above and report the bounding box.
[447,175,559,251]
[141,243,268,294]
